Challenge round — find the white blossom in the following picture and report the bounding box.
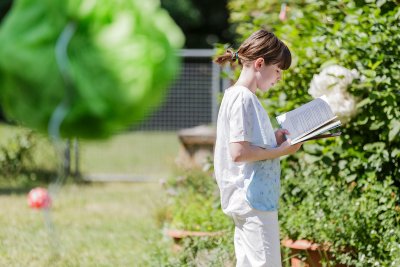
[308,64,359,124]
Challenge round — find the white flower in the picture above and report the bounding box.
[308,64,359,124]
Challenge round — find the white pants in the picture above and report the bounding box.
[232,209,282,267]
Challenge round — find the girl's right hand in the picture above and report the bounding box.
[279,139,303,155]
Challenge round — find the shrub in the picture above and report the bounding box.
[0,127,60,185]
[155,169,235,266]
[162,169,232,232]
[226,0,400,265]
[0,131,35,178]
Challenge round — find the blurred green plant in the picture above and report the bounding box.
[0,0,184,139]
[0,131,35,178]
[226,0,400,266]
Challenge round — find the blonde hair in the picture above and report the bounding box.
[214,29,291,70]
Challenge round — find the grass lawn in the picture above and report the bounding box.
[0,123,181,180]
[80,131,180,180]
[0,182,170,267]
[0,123,181,266]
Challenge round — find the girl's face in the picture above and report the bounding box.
[255,60,282,92]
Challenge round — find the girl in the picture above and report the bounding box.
[214,29,303,267]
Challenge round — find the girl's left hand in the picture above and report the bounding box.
[275,129,289,146]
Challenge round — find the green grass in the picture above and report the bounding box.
[0,183,170,267]
[80,131,180,180]
[0,123,181,180]
[0,123,182,266]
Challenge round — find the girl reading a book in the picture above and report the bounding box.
[214,29,303,267]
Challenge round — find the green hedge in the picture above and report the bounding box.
[227,0,399,266]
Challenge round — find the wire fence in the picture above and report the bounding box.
[134,49,226,131]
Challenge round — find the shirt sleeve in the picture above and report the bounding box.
[229,92,254,143]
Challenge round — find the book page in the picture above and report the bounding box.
[276,96,335,140]
[291,120,341,144]
[291,116,339,143]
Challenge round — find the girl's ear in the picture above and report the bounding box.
[254,58,265,70]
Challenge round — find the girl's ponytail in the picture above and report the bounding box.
[214,48,240,65]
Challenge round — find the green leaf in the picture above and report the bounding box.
[369,121,385,130]
[364,142,385,152]
[339,160,347,170]
[291,187,301,195]
[345,174,357,183]
[362,69,377,77]
[391,148,400,158]
[370,60,383,70]
[389,119,400,142]
[320,59,338,69]
[356,98,372,109]
[304,154,321,164]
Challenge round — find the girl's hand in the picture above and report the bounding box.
[279,139,303,155]
[275,128,289,146]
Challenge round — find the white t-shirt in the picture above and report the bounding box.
[214,85,281,217]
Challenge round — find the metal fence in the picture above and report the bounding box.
[134,49,227,131]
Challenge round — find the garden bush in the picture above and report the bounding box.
[0,131,35,179]
[226,0,400,266]
[0,126,60,185]
[155,169,235,266]
[0,132,32,175]
[162,168,233,232]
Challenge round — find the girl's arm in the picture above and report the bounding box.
[229,140,302,163]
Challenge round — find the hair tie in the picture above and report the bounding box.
[231,51,239,61]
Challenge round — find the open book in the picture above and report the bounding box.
[276,95,342,145]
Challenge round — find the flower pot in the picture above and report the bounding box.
[167,229,224,240]
[282,239,349,267]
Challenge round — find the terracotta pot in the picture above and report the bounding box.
[167,229,223,240]
[282,239,349,267]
